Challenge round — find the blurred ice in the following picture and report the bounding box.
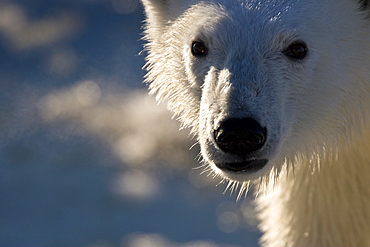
[46,47,79,75]
[112,0,140,14]
[38,81,193,168]
[124,232,241,247]
[0,2,83,51]
[216,202,240,233]
[111,170,160,199]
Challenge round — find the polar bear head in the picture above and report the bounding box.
[141,0,370,183]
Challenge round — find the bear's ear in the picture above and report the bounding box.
[141,0,169,32]
[141,0,189,41]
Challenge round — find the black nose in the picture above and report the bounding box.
[214,118,267,156]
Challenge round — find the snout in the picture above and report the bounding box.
[213,118,269,173]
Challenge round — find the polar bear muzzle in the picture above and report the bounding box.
[213,117,268,173]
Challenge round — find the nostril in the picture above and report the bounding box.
[214,129,239,153]
[245,132,266,146]
[214,118,267,156]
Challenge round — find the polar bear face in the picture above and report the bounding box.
[142,0,370,182]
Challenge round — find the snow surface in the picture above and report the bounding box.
[0,1,261,246]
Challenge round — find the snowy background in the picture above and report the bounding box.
[0,0,261,246]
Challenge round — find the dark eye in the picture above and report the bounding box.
[191,41,208,57]
[283,42,308,60]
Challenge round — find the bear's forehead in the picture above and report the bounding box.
[186,1,301,48]
[218,0,306,27]
[187,0,307,35]
[189,0,320,46]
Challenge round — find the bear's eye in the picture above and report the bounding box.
[191,41,208,57]
[283,42,308,60]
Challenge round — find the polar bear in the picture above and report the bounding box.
[140,0,370,246]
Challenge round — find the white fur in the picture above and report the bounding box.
[141,0,370,246]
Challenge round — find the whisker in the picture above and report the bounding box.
[229,181,240,196]
[216,178,226,187]
[236,181,251,201]
[195,152,203,162]
[223,180,234,195]
[206,169,216,177]
[193,163,207,170]
[199,167,212,175]
[189,142,199,151]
